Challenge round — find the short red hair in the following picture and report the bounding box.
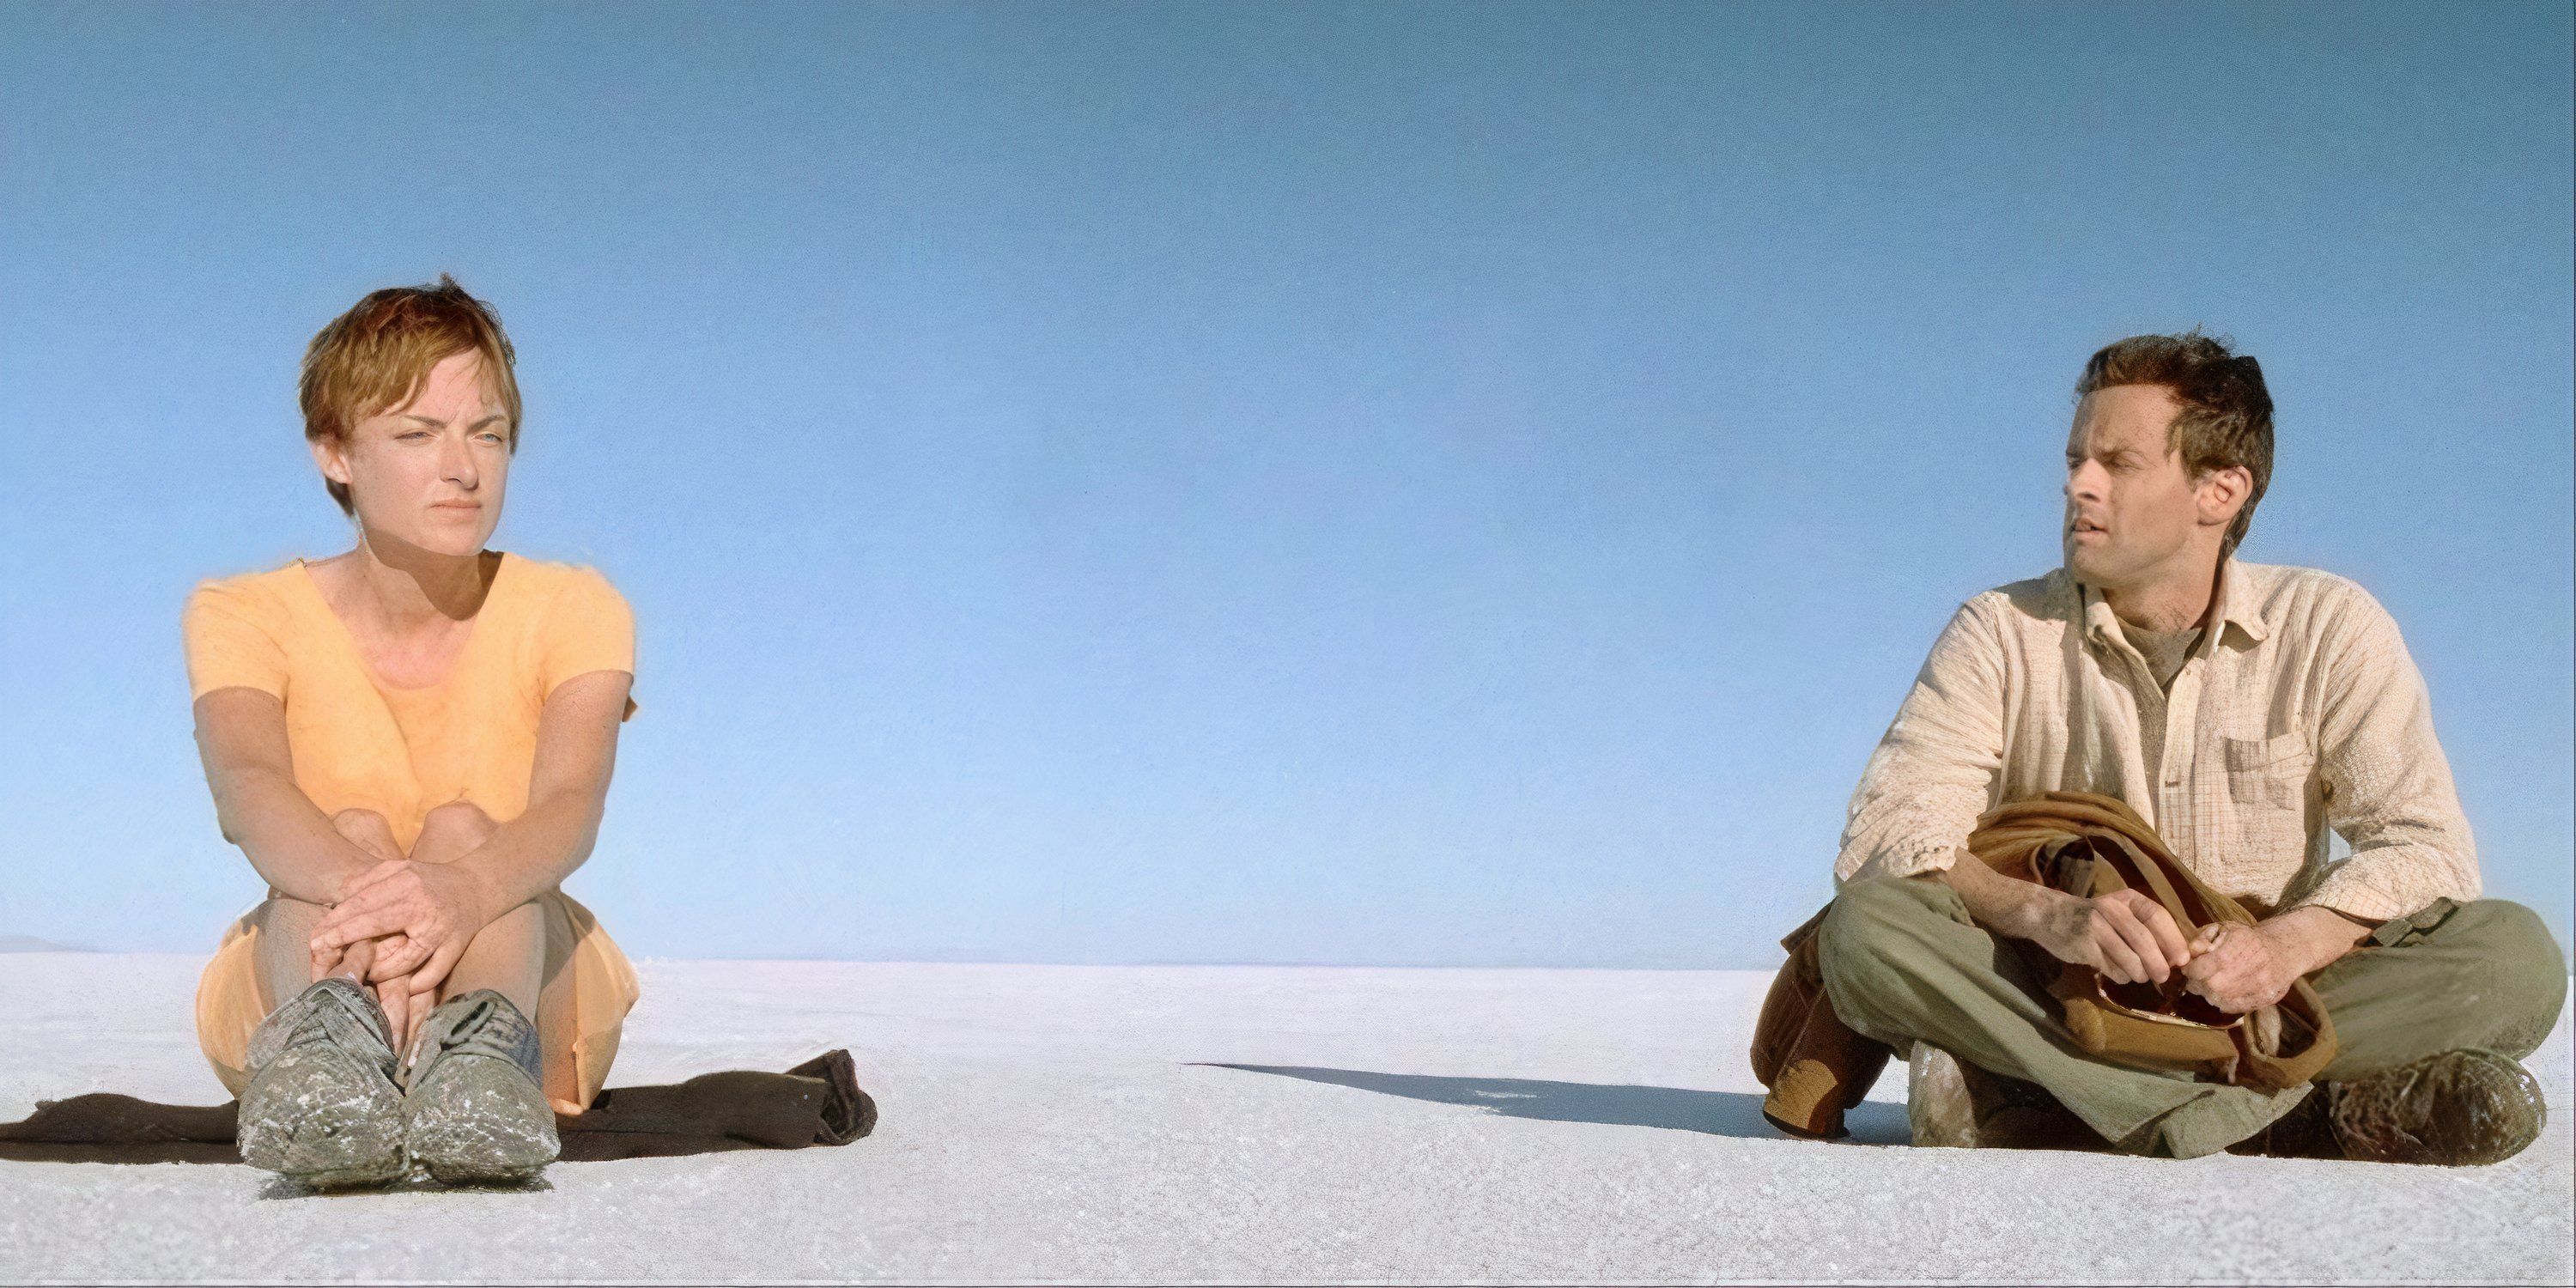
[300,275,522,516]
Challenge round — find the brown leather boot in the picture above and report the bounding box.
[2327,1049,2546,1167]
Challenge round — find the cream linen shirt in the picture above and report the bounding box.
[1835,558,2478,922]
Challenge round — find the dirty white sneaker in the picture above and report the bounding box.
[400,989,560,1183]
[236,977,407,1188]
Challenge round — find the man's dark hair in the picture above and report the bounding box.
[2075,331,2274,558]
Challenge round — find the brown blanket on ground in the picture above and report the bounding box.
[0,1049,876,1165]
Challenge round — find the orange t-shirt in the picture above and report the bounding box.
[181,552,636,852]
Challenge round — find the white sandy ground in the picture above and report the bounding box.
[0,954,2567,1285]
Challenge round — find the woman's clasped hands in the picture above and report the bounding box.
[308,805,501,1056]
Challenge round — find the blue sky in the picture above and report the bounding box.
[2,2,2567,966]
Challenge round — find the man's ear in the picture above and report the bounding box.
[307,434,350,488]
[2196,464,2251,532]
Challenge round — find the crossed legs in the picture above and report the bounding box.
[1816,875,2567,1158]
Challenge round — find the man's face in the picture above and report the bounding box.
[314,349,513,557]
[2062,384,2202,591]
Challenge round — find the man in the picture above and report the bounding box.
[1818,331,2564,1163]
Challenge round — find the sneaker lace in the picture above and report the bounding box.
[410,992,542,1087]
[252,978,396,1075]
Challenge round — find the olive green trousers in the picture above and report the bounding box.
[1817,876,2567,1159]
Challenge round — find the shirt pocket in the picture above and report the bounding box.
[2220,732,2314,811]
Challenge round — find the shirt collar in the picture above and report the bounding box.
[2075,556,2270,649]
[2210,557,2271,644]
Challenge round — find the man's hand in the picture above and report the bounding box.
[2181,907,2373,1014]
[2019,886,2196,986]
[2177,920,2300,1014]
[310,860,496,999]
[1935,851,2194,984]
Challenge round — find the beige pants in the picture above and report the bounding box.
[195,890,639,1116]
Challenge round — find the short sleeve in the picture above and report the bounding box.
[182,581,290,702]
[538,567,638,720]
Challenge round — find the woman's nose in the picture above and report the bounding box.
[440,437,478,489]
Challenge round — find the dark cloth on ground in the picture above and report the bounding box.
[0,1049,876,1165]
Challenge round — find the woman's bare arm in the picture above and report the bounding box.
[455,668,630,909]
[309,669,631,987]
[191,687,385,905]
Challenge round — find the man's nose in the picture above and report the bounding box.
[2065,459,2106,501]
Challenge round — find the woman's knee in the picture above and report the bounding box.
[248,895,327,934]
[461,898,544,953]
[414,799,498,861]
[442,899,547,1011]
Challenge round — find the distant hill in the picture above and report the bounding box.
[0,934,89,952]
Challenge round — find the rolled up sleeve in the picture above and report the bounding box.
[1836,598,2009,884]
[2288,591,2480,922]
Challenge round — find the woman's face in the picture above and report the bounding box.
[313,349,512,557]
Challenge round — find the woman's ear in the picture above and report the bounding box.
[307,433,351,488]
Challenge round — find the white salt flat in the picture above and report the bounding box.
[1,953,2567,1284]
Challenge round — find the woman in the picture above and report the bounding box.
[184,276,639,1187]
